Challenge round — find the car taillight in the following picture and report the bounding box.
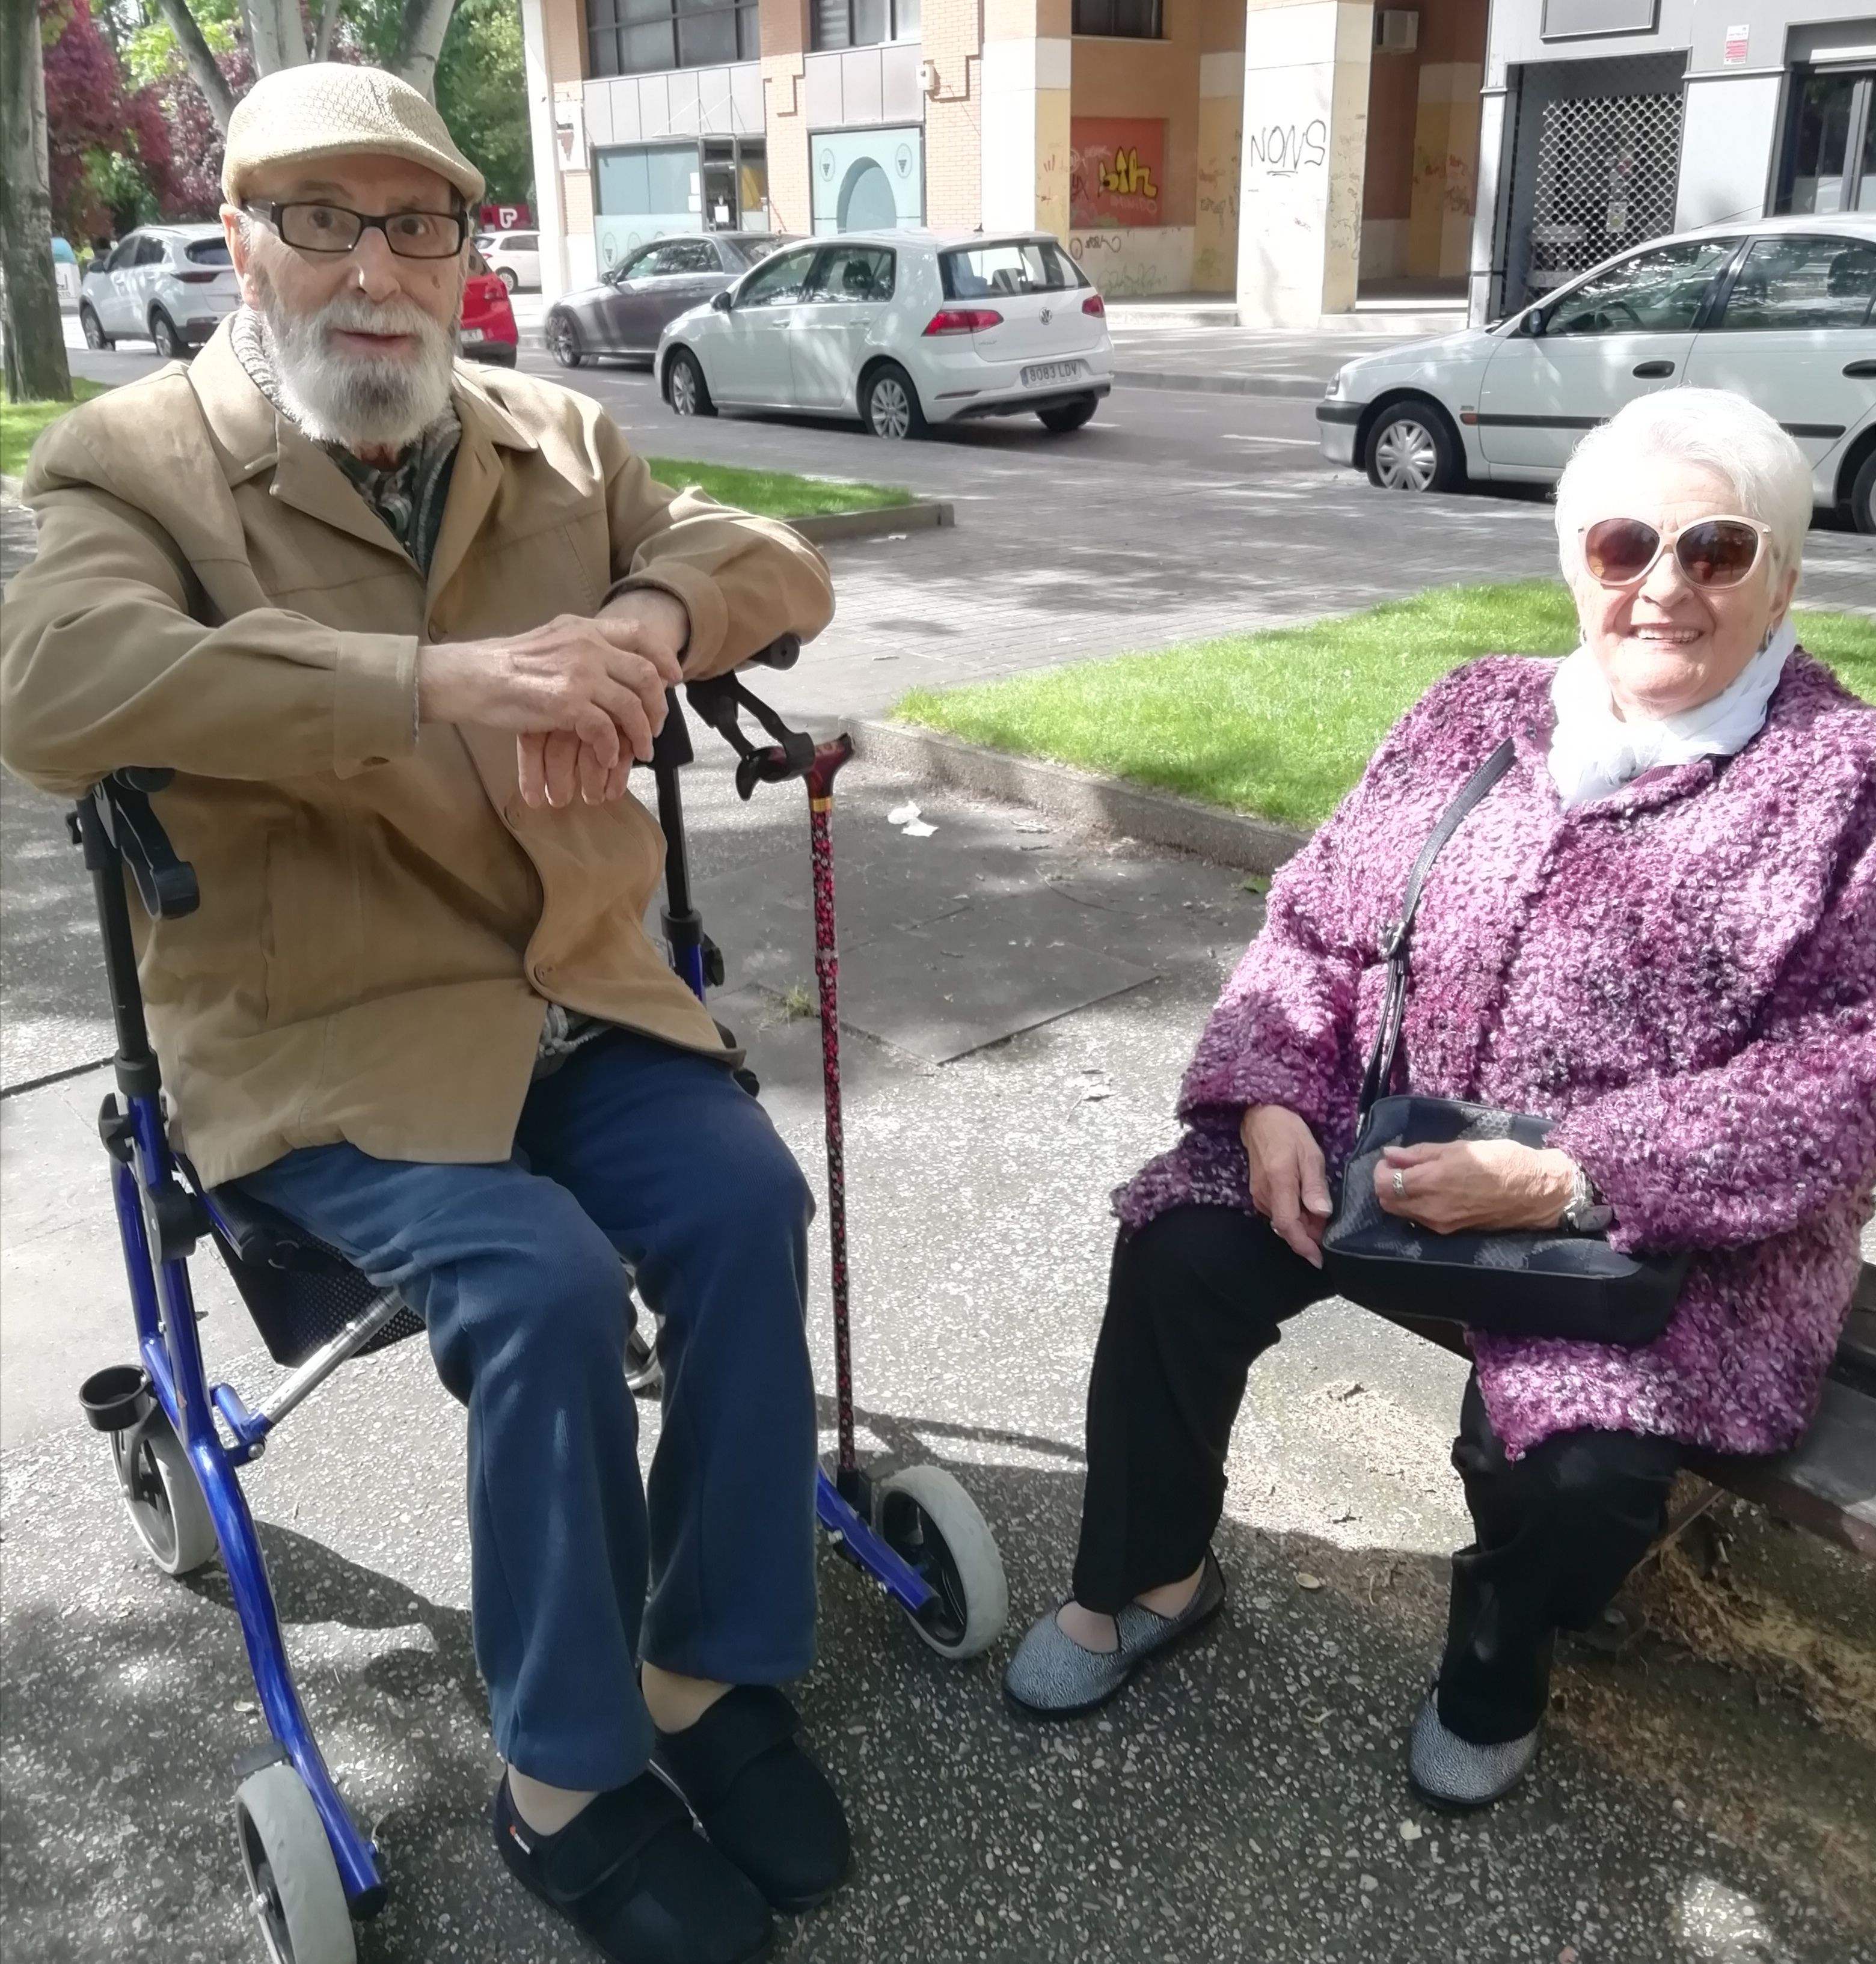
[923,308,1002,335]
[177,270,220,284]
[1082,293,1105,316]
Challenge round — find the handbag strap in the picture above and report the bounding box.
[1356,738,1517,1121]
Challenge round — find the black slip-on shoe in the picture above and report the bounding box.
[494,1768,773,1964]
[652,1685,851,1913]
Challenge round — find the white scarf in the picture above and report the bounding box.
[1546,616,1795,810]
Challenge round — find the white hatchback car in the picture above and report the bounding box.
[477,230,541,293]
[1317,215,1876,531]
[79,223,240,357]
[655,231,1114,438]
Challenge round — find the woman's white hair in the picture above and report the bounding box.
[1554,387,1812,580]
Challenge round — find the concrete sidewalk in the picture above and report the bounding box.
[5,742,1875,1964]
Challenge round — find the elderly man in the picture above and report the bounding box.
[1,64,844,1964]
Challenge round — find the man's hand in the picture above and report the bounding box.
[417,596,688,808]
[1243,1103,1332,1269]
[1375,1141,1576,1235]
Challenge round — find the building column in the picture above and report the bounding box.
[980,0,1072,239]
[1234,0,1372,328]
[761,0,812,234]
[520,0,568,298]
[1195,37,1246,294]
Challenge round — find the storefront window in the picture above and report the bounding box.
[586,0,759,78]
[1072,0,1161,38]
[1776,69,1874,216]
[812,0,920,52]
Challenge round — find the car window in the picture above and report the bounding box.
[940,240,1077,299]
[107,236,141,271]
[1714,234,1876,331]
[613,244,664,282]
[136,235,168,267]
[649,240,720,277]
[185,239,231,267]
[1545,239,1737,336]
[468,249,491,275]
[804,245,895,303]
[735,246,818,308]
[510,233,538,251]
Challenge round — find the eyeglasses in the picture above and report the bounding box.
[1578,515,1770,590]
[245,202,469,260]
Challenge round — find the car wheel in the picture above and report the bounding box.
[79,304,111,350]
[150,309,183,359]
[1848,448,1876,536]
[497,266,518,293]
[862,362,926,441]
[1037,394,1099,434]
[666,347,715,418]
[547,312,583,369]
[1364,399,1462,494]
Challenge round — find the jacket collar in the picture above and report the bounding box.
[185,319,538,577]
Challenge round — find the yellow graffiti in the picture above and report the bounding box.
[1097,147,1157,201]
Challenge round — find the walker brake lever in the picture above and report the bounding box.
[684,674,816,801]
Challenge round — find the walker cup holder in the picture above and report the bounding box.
[79,1363,155,1434]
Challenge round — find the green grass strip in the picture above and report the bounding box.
[1,378,108,480]
[894,580,1876,830]
[644,456,910,519]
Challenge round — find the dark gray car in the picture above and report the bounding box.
[546,232,799,367]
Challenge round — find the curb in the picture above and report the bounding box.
[789,501,953,545]
[850,720,1308,875]
[1115,369,1329,402]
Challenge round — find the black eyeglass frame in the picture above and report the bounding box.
[243,201,471,260]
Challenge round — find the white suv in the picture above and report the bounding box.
[79,224,241,358]
[1317,215,1876,531]
[656,231,1114,439]
[477,230,541,293]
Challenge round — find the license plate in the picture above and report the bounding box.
[461,327,486,343]
[1022,360,1085,388]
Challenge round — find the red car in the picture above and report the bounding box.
[460,249,518,366]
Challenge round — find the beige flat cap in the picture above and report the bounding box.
[222,63,485,207]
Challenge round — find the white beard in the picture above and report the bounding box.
[254,274,458,451]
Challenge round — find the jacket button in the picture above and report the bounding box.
[506,801,524,824]
[533,963,554,985]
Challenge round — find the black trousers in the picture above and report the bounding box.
[1073,1206,1683,1743]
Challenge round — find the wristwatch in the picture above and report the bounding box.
[1560,1160,1614,1234]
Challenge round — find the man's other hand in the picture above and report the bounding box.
[418,593,688,807]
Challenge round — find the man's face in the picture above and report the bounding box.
[224,153,470,453]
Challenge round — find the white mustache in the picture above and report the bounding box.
[315,296,445,345]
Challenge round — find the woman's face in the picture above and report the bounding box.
[1568,455,1799,720]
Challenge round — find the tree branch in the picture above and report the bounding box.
[392,0,459,102]
[314,0,344,61]
[241,0,308,76]
[152,0,238,132]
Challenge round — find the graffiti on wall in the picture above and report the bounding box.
[1070,118,1166,228]
[1243,119,1328,177]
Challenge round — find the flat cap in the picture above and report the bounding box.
[221,63,485,207]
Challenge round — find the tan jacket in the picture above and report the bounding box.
[0,325,835,1185]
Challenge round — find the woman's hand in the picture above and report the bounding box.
[1375,1142,1577,1235]
[1243,1104,1332,1269]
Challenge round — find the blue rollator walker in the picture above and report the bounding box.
[71,641,1008,1964]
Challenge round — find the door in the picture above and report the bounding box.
[596,242,662,350]
[1684,231,1876,482]
[635,238,731,347]
[1476,236,1740,474]
[937,239,1105,368]
[509,232,540,286]
[708,244,818,403]
[102,236,143,333]
[788,245,894,410]
[1776,67,1875,215]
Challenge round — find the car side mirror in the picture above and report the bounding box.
[1522,305,1546,337]
[711,289,734,313]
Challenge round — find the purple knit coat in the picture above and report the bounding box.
[1117,652,1876,1461]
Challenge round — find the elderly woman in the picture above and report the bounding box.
[1002,388,1876,1809]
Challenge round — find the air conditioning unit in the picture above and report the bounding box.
[1376,8,1418,52]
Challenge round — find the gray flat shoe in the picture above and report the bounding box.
[1406,1690,1538,1809]
[1002,1551,1226,1719]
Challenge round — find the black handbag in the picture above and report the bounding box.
[1319,740,1688,1346]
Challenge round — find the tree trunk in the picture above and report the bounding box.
[153,0,238,132]
[391,0,459,102]
[313,0,343,61]
[241,0,307,76]
[0,0,73,405]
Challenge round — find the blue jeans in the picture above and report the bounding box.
[243,1030,819,1790]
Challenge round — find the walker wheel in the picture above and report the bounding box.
[873,1464,1008,1662]
[111,1411,218,1576]
[233,1762,357,1964]
[625,1312,664,1398]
